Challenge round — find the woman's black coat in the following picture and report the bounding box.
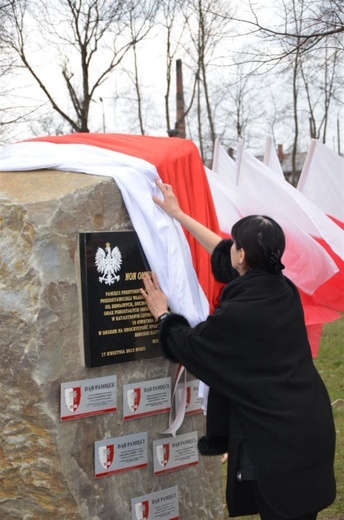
[159,258,336,517]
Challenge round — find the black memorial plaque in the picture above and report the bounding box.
[79,231,162,367]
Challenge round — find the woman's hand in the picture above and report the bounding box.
[153,180,184,220]
[153,179,222,254]
[140,272,169,321]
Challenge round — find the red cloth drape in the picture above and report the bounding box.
[30,133,224,310]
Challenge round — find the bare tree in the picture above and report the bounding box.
[157,0,201,139]
[300,45,340,143]
[274,0,342,180]
[1,0,159,134]
[156,0,187,134]
[184,0,222,143]
[0,0,36,142]
[233,0,343,62]
[179,0,234,161]
[122,0,160,135]
[219,0,343,174]
[282,0,304,186]
[226,65,257,140]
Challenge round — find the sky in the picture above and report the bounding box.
[1,0,342,158]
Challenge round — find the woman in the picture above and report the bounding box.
[141,180,336,520]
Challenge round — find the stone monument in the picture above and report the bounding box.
[0,168,224,519]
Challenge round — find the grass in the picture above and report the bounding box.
[222,315,344,519]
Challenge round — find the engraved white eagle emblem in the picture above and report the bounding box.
[95,242,122,285]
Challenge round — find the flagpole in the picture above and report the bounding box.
[235,138,244,186]
[297,139,317,191]
[264,135,273,165]
[212,137,220,173]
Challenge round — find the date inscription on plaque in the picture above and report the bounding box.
[79,231,162,367]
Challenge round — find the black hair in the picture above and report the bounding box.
[231,215,285,274]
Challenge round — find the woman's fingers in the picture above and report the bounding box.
[155,179,174,196]
[156,179,169,189]
[141,272,154,292]
[140,272,169,320]
[154,179,182,219]
[140,272,162,300]
[151,271,160,289]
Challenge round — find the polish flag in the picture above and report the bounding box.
[298,139,344,223]
[296,140,344,317]
[260,136,344,312]
[211,139,343,356]
[237,147,344,262]
[240,141,344,353]
[211,139,341,291]
[258,137,344,314]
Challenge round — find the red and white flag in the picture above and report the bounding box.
[210,139,343,356]
[298,139,344,222]
[209,140,340,294]
[238,148,344,261]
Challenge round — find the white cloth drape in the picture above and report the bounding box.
[1,142,209,325]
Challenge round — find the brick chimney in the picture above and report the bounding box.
[175,59,186,138]
[277,144,284,161]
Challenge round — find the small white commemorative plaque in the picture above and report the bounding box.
[123,377,171,420]
[131,485,179,520]
[94,431,148,478]
[153,431,198,476]
[60,375,117,421]
[175,379,203,416]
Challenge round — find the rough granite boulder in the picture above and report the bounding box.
[0,169,224,520]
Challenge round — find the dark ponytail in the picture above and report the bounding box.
[232,215,285,274]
